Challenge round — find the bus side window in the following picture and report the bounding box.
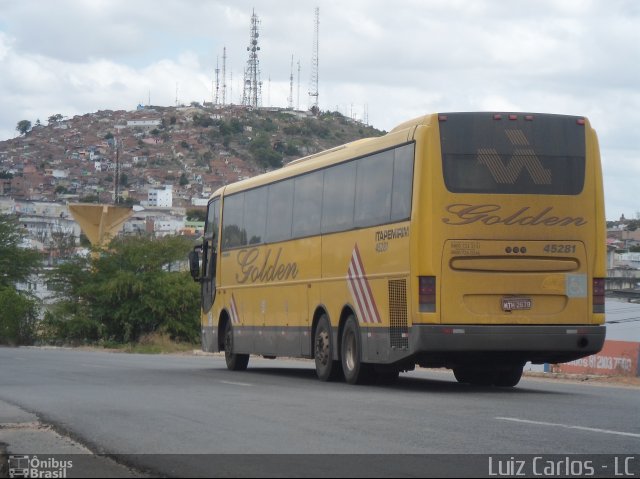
[321,162,356,234]
[222,193,246,249]
[266,180,294,243]
[391,144,415,221]
[292,170,323,238]
[243,187,267,245]
[354,150,393,228]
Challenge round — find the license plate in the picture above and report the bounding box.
[502,297,532,311]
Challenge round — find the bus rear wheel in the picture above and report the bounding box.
[314,315,341,381]
[494,365,524,387]
[341,315,372,385]
[224,321,249,371]
[453,364,523,387]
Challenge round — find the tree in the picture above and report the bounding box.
[186,209,206,222]
[48,114,64,125]
[626,219,640,232]
[0,215,41,345]
[250,134,282,168]
[0,215,42,289]
[47,235,200,344]
[16,120,32,136]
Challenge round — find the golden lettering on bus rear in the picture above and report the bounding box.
[442,204,587,227]
[236,247,299,284]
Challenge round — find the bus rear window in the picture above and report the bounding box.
[440,113,585,195]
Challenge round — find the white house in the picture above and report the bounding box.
[127,119,161,129]
[148,186,173,208]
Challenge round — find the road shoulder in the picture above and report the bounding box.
[0,399,146,478]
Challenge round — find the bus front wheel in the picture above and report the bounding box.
[224,321,249,371]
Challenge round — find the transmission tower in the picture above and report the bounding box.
[242,10,262,108]
[308,7,319,111]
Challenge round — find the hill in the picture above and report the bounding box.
[0,105,385,207]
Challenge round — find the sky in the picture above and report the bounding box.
[0,0,638,219]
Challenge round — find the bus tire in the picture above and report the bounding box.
[341,315,372,385]
[224,321,249,371]
[375,368,400,385]
[314,314,341,381]
[495,365,523,387]
[453,367,495,386]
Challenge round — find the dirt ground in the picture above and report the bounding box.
[523,370,640,388]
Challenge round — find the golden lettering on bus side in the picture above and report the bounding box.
[442,204,587,227]
[236,247,299,284]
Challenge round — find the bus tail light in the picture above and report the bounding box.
[419,276,436,312]
[593,278,605,313]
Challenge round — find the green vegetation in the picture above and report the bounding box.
[16,120,32,136]
[0,215,42,345]
[44,235,200,347]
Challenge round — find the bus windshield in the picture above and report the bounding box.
[440,112,585,195]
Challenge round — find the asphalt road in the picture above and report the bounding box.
[0,347,638,477]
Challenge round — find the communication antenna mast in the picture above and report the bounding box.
[297,60,301,110]
[287,55,294,110]
[214,56,220,105]
[242,9,262,108]
[222,47,227,106]
[308,7,319,111]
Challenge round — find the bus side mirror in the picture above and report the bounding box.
[189,248,201,282]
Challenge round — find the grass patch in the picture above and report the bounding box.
[100,332,197,354]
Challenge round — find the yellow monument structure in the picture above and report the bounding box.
[68,204,133,249]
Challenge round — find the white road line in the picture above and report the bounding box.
[219,380,252,387]
[496,417,640,439]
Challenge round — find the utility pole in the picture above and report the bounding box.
[113,137,120,205]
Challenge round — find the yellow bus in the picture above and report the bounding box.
[189,112,606,387]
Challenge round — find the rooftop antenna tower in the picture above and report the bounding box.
[287,55,294,110]
[308,7,319,112]
[242,9,262,108]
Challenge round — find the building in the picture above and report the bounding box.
[147,186,173,208]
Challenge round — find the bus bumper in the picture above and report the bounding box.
[410,324,606,365]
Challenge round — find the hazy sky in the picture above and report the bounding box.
[0,0,638,218]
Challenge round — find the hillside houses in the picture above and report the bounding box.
[0,106,265,207]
